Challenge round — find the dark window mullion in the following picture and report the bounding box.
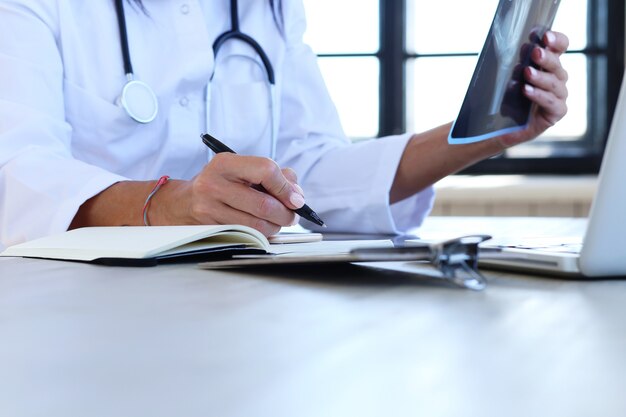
[378,0,405,136]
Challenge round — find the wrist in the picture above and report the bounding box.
[493,126,539,150]
[142,176,170,226]
[484,136,508,156]
[147,179,193,226]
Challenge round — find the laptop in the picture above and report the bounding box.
[478,69,626,278]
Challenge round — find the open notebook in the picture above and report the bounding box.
[478,69,626,277]
[0,225,270,266]
[0,225,392,267]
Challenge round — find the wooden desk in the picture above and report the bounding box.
[1,217,625,417]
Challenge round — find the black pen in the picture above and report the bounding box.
[201,133,326,227]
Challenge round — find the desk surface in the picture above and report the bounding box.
[1,217,625,417]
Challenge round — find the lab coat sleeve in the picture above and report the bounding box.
[275,0,435,234]
[0,2,127,248]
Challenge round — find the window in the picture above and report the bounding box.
[302,0,380,138]
[302,0,625,174]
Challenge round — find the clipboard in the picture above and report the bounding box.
[199,235,495,291]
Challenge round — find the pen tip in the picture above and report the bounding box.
[308,212,325,228]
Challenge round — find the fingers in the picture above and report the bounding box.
[524,30,569,126]
[190,179,298,235]
[544,30,569,55]
[215,154,304,210]
[531,46,569,84]
[531,31,569,81]
[281,167,298,184]
[220,181,298,228]
[188,153,305,235]
[525,66,568,99]
[282,167,305,198]
[523,83,567,126]
[490,31,570,148]
[209,201,284,237]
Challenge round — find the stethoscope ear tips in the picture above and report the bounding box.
[118,79,159,124]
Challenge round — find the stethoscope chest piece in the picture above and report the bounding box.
[119,79,159,124]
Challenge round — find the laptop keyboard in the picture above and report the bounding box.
[484,235,584,255]
[499,242,583,254]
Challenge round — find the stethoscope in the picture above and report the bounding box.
[114,0,279,159]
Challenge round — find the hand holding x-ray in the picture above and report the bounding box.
[449,0,562,144]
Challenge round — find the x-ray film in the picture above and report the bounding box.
[448,0,561,144]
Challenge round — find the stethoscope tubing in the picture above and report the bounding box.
[114,0,277,158]
[114,0,159,124]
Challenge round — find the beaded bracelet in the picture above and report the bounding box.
[142,175,170,226]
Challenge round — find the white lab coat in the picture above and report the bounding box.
[0,0,434,249]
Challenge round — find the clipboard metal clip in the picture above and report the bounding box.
[352,235,493,290]
[428,235,492,291]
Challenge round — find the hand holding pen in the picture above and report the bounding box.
[201,133,326,228]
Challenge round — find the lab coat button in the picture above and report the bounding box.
[180,4,190,14]
[179,96,189,107]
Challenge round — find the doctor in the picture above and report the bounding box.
[0,0,568,247]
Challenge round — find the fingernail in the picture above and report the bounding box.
[546,31,556,44]
[289,192,305,208]
[528,66,537,78]
[293,183,305,196]
[524,84,534,95]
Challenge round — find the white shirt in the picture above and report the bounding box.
[0,0,434,249]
